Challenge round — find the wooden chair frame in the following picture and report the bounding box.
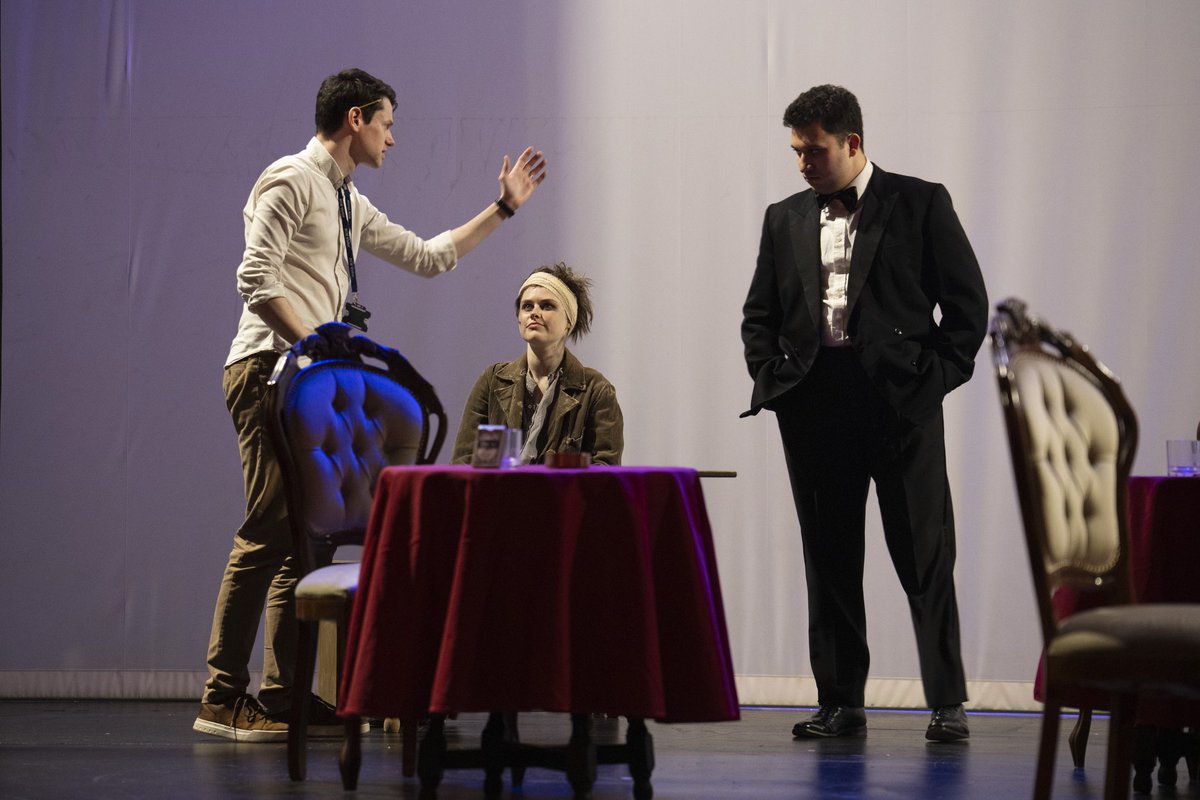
[992,298,1200,799]
[266,322,445,787]
[991,298,1137,797]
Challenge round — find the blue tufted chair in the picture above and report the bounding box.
[265,321,445,786]
[990,298,1200,800]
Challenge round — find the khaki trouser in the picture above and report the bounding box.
[201,351,297,714]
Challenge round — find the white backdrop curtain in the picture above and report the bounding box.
[2,0,1198,709]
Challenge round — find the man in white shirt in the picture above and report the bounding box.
[195,68,547,742]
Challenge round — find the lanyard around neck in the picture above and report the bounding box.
[336,183,359,299]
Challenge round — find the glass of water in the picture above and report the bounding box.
[1166,440,1200,477]
[500,428,525,469]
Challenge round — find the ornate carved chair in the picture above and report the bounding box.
[265,322,446,786]
[990,298,1200,799]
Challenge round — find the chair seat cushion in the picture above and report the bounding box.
[1048,604,1200,698]
[295,562,360,601]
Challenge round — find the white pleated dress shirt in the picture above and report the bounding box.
[819,160,874,347]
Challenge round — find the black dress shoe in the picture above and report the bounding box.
[792,706,867,738]
[925,704,969,742]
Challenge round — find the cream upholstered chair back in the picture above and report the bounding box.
[989,298,1139,646]
[267,321,446,573]
[1007,349,1122,571]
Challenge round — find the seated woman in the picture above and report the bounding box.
[451,263,624,465]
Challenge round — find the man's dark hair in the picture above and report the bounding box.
[514,263,594,343]
[782,84,864,146]
[315,68,396,137]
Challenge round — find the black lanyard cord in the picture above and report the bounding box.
[336,184,359,298]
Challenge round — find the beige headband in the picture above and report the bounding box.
[518,272,577,331]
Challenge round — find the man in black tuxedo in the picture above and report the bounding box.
[741,85,987,742]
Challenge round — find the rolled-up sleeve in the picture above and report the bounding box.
[237,170,306,308]
[357,194,457,277]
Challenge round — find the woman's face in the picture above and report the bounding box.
[518,286,571,349]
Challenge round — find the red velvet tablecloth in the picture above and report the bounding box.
[1035,476,1200,724]
[1125,476,1200,605]
[337,465,740,724]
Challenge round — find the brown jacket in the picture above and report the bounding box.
[451,349,624,465]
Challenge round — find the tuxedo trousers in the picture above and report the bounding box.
[775,346,967,709]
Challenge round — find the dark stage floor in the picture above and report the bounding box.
[1,701,1196,799]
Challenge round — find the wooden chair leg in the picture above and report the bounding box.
[1034,698,1062,800]
[1104,694,1136,800]
[1068,708,1091,768]
[288,619,318,781]
[401,719,418,777]
[340,715,362,790]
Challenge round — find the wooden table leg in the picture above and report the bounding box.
[1185,727,1200,782]
[418,714,447,799]
[505,713,525,788]
[567,713,597,799]
[481,712,507,797]
[1068,709,1091,768]
[1132,725,1156,794]
[626,717,655,800]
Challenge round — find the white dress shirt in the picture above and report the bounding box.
[819,160,874,347]
[226,137,458,366]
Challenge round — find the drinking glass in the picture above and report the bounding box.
[1166,440,1200,477]
[501,428,524,469]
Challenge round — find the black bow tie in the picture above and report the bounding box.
[816,186,858,212]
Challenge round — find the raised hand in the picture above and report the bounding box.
[498,147,548,210]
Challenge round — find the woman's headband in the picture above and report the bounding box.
[518,272,577,331]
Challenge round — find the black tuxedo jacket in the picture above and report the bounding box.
[741,165,988,425]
